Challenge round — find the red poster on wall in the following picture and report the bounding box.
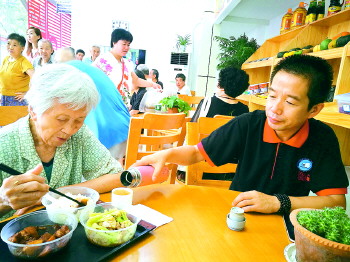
[27,0,71,50]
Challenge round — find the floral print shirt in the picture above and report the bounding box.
[0,116,122,220]
[93,52,131,105]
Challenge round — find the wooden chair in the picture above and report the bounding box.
[178,94,204,111]
[0,106,28,126]
[190,90,196,96]
[185,117,236,189]
[214,115,235,120]
[124,112,189,184]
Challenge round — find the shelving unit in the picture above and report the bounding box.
[239,9,350,165]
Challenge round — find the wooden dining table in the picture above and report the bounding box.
[100,184,291,262]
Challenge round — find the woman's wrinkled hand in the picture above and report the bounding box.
[0,164,49,211]
[14,199,43,216]
[232,190,280,214]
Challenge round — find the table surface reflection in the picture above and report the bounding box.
[100,184,291,262]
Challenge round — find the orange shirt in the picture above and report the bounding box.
[0,55,33,96]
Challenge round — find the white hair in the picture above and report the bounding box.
[136,64,149,75]
[25,64,99,116]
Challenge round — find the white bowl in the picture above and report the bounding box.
[1,210,78,259]
[42,187,99,221]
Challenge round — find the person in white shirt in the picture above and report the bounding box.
[175,73,191,96]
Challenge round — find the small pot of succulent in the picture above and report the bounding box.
[290,207,350,262]
[159,96,191,115]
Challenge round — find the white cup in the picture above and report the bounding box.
[111,187,133,210]
[227,214,246,231]
[227,207,246,231]
[229,207,245,221]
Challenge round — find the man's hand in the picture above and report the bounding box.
[232,190,280,214]
[151,82,162,90]
[131,150,168,181]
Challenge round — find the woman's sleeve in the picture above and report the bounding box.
[80,125,123,180]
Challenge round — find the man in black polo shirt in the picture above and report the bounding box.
[133,55,349,214]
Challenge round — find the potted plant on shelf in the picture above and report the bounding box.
[214,33,259,69]
[290,207,350,262]
[159,96,191,115]
[176,34,191,53]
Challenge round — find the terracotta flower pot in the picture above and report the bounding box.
[167,107,179,114]
[290,208,350,262]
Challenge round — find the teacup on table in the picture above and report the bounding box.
[227,207,246,231]
[111,188,133,210]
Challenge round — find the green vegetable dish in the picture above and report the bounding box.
[82,208,138,247]
[297,207,350,245]
[87,209,133,230]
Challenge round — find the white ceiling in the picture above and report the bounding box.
[228,0,302,20]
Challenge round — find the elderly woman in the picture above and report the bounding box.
[32,39,54,69]
[0,64,124,220]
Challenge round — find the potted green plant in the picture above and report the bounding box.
[290,207,350,262]
[214,33,259,70]
[176,34,191,53]
[159,96,191,115]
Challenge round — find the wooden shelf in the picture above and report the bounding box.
[269,26,305,43]
[315,103,350,129]
[242,59,273,69]
[311,9,350,27]
[308,47,345,60]
[250,95,267,106]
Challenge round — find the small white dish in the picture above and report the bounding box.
[284,243,296,262]
[226,214,246,231]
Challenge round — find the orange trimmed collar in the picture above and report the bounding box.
[263,120,309,148]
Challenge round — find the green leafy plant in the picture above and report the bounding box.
[297,207,350,245]
[176,34,191,52]
[214,33,259,70]
[159,96,191,115]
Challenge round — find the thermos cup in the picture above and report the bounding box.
[120,165,169,187]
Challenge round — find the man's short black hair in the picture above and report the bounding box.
[76,49,85,55]
[152,69,159,80]
[271,55,333,110]
[7,33,26,47]
[175,73,186,81]
[218,67,249,98]
[110,28,133,48]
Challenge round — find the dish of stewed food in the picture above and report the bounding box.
[8,224,70,257]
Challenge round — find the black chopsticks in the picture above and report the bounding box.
[0,163,86,207]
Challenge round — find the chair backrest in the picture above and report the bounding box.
[178,94,204,111]
[0,106,28,126]
[124,112,189,184]
[190,90,196,96]
[214,115,235,120]
[186,117,236,189]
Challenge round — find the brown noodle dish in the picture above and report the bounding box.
[8,224,70,257]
